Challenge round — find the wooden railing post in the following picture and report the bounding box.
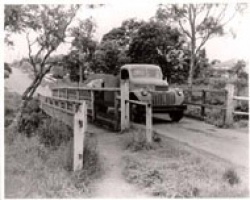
[225,82,235,126]
[65,88,68,110]
[91,90,96,122]
[76,88,80,100]
[201,90,206,118]
[114,91,119,131]
[146,102,152,144]
[73,101,87,171]
[120,80,130,130]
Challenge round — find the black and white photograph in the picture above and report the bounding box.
[3,0,250,198]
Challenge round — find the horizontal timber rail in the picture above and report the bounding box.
[182,87,227,121]
[51,86,120,92]
[51,86,121,131]
[232,95,249,116]
[181,83,249,125]
[38,94,85,127]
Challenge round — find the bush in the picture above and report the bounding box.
[19,98,44,137]
[223,168,240,186]
[37,118,73,148]
[4,90,22,127]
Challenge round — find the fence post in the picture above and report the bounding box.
[73,101,87,171]
[65,88,68,110]
[114,91,119,131]
[91,90,96,122]
[225,82,235,126]
[201,90,206,118]
[76,88,80,100]
[120,80,130,131]
[146,102,152,144]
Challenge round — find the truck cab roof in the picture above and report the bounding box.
[121,64,161,70]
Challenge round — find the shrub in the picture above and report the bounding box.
[37,118,73,148]
[4,90,22,127]
[223,168,240,186]
[18,99,44,137]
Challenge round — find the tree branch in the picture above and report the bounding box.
[196,30,213,53]
[178,20,191,38]
[26,32,37,75]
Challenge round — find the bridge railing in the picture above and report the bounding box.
[181,82,249,126]
[182,87,227,120]
[51,86,121,130]
[38,94,87,171]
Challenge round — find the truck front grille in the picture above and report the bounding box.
[152,92,175,106]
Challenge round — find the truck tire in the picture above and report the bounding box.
[169,111,184,122]
[130,104,146,123]
[129,93,146,123]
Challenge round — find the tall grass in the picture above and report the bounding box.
[5,90,102,198]
[122,133,249,197]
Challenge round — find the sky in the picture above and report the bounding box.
[4,1,250,67]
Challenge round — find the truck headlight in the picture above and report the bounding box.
[141,89,148,96]
[176,88,183,96]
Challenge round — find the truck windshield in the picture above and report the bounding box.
[131,67,161,78]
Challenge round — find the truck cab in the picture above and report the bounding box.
[120,64,187,122]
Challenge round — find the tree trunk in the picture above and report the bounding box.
[79,64,83,84]
[188,53,195,87]
[16,72,49,131]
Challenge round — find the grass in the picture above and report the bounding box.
[4,89,22,127]
[4,90,102,198]
[5,128,102,198]
[122,133,249,197]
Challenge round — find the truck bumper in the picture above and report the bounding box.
[152,104,187,113]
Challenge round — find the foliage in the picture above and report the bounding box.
[37,117,73,148]
[4,62,12,79]
[18,98,44,137]
[102,18,145,47]
[5,5,81,107]
[90,18,143,74]
[156,3,247,86]
[4,90,22,128]
[122,135,249,197]
[223,168,240,186]
[91,40,130,75]
[64,17,97,82]
[4,5,40,45]
[128,21,188,83]
[5,132,101,198]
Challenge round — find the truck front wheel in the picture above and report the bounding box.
[169,111,184,122]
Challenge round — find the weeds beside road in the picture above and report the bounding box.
[4,90,102,198]
[4,89,249,198]
[122,132,249,197]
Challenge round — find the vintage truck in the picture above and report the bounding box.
[89,64,187,122]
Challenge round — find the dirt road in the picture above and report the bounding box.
[5,67,51,96]
[153,114,249,169]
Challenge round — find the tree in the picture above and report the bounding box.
[92,40,122,74]
[128,21,187,83]
[4,63,12,79]
[90,19,142,74]
[156,3,247,86]
[4,5,40,45]
[68,17,97,82]
[20,5,80,105]
[102,18,145,48]
[4,5,81,131]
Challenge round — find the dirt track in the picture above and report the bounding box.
[153,114,249,169]
[5,67,51,96]
[89,125,149,198]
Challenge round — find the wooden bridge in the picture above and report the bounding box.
[38,80,248,171]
